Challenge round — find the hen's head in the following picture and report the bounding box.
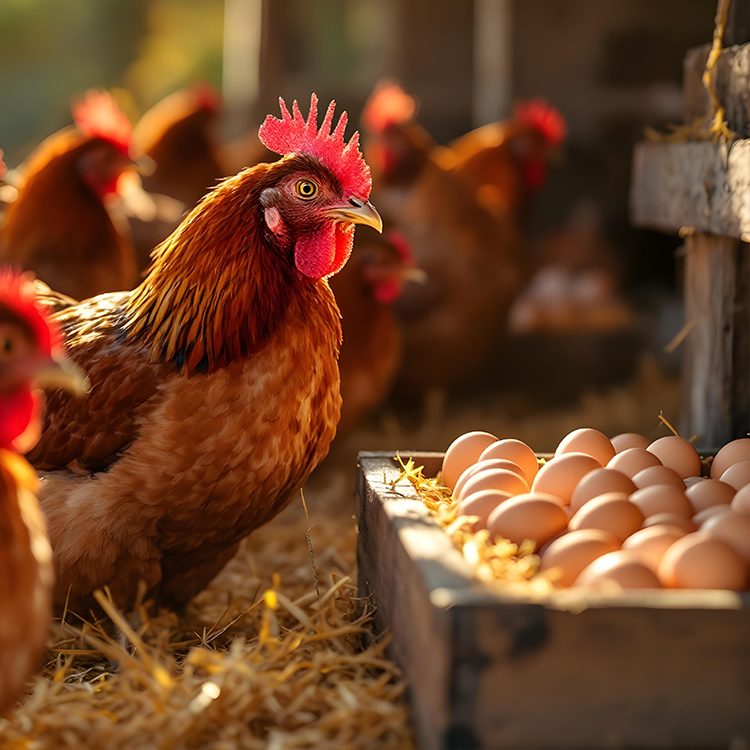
[257,95,382,279]
[72,90,139,198]
[0,271,87,452]
[511,99,567,191]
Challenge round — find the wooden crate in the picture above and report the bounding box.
[356,451,750,750]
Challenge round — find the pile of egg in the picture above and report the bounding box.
[443,430,750,590]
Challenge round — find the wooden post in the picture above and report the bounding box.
[631,9,750,449]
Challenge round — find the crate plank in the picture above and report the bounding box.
[358,451,750,750]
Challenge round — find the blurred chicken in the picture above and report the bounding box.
[330,228,416,433]
[0,91,140,300]
[0,270,86,715]
[27,95,382,615]
[438,99,567,221]
[362,82,525,395]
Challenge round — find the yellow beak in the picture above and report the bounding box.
[326,199,383,233]
[32,354,90,396]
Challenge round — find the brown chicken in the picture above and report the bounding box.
[362,83,525,395]
[0,91,140,300]
[330,227,415,434]
[0,270,86,714]
[27,95,382,615]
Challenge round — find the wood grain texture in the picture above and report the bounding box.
[630,140,750,238]
[358,452,750,750]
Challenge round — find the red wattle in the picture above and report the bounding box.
[0,390,38,453]
[294,223,354,280]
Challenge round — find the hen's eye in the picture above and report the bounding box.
[0,336,15,356]
[295,179,319,200]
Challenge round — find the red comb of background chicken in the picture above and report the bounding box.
[193,81,222,113]
[362,81,417,133]
[0,149,6,180]
[0,270,59,357]
[386,228,415,267]
[72,90,133,156]
[259,94,371,199]
[514,99,567,147]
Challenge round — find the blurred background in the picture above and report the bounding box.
[0,0,721,452]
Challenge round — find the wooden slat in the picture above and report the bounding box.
[682,233,742,448]
[358,452,750,750]
[630,139,750,238]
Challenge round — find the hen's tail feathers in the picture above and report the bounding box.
[32,280,79,314]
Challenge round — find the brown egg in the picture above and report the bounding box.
[684,478,734,514]
[442,431,498,490]
[702,511,750,563]
[693,505,732,527]
[487,494,568,550]
[531,453,601,506]
[731,484,750,514]
[632,465,685,490]
[457,469,529,503]
[479,439,539,482]
[622,525,687,572]
[611,433,651,453]
[719,460,750,491]
[647,436,702,479]
[540,529,621,587]
[642,513,697,533]
[607,448,662,478]
[629,485,693,519]
[456,490,513,531]
[569,468,636,514]
[659,533,748,590]
[454,459,528,499]
[710,438,750,479]
[575,551,661,589]
[568,492,644,542]
[556,428,615,467]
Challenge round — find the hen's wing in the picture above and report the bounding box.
[27,292,173,472]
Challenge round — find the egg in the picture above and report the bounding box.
[629,485,693,519]
[568,492,644,542]
[701,511,750,563]
[454,459,528,499]
[647,436,702,479]
[719,460,750,491]
[539,529,620,587]
[456,490,513,531]
[658,533,747,590]
[607,448,662,478]
[442,432,498,490]
[457,469,529,503]
[710,438,750,479]
[479,439,539,482]
[731,484,750,514]
[487,494,568,550]
[683,476,706,489]
[575,551,661,589]
[684,478,735,514]
[621,525,687,571]
[693,505,732,527]
[555,428,615,466]
[531,453,601,505]
[642,513,697,533]
[631,465,685,490]
[611,433,651,453]
[569,468,636,514]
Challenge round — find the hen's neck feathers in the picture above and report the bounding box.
[125,162,341,374]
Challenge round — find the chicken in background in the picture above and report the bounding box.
[361,81,525,396]
[27,95,383,615]
[0,92,141,301]
[437,99,567,222]
[331,227,418,434]
[0,270,86,715]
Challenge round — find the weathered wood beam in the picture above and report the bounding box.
[630,140,750,238]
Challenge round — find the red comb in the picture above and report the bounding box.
[0,269,59,357]
[192,82,222,113]
[259,94,371,199]
[72,90,133,155]
[0,149,6,180]
[362,81,416,133]
[386,229,414,267]
[514,99,567,147]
